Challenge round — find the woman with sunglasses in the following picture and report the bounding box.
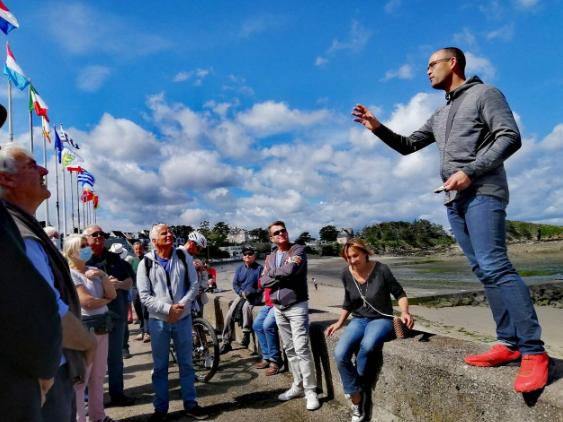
[325,238,414,422]
[63,234,117,422]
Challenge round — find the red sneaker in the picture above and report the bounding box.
[514,353,549,393]
[464,344,521,367]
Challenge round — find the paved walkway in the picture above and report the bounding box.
[105,324,351,421]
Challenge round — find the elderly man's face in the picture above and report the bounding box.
[84,225,106,256]
[0,151,50,208]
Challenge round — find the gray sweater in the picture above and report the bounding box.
[374,76,521,203]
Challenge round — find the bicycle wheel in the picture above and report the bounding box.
[192,317,220,382]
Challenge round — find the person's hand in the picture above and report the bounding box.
[38,378,54,406]
[168,304,185,324]
[108,276,121,289]
[85,268,103,279]
[443,170,472,192]
[401,312,415,330]
[325,322,342,337]
[352,104,382,131]
[289,256,302,265]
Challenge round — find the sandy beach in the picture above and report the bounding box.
[213,240,563,358]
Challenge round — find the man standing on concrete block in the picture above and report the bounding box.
[261,220,320,410]
[220,245,262,354]
[353,46,548,393]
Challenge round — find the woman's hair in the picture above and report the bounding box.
[340,238,374,262]
[63,234,85,262]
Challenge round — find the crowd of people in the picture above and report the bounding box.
[0,45,551,422]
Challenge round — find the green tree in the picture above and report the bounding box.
[319,225,339,242]
[170,225,194,243]
[295,231,314,245]
[249,227,269,242]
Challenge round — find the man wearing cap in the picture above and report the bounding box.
[219,246,263,354]
[83,225,136,406]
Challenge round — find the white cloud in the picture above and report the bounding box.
[327,20,371,54]
[453,28,478,49]
[223,74,255,96]
[239,14,285,38]
[540,124,563,151]
[384,0,402,14]
[173,68,211,85]
[76,65,111,92]
[516,0,539,8]
[317,20,371,65]
[237,101,331,137]
[41,3,172,57]
[315,56,328,66]
[383,64,414,81]
[465,52,496,80]
[384,92,443,134]
[487,24,514,41]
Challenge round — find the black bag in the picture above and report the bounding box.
[82,312,115,335]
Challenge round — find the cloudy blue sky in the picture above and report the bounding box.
[3,0,563,236]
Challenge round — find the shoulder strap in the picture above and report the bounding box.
[175,248,191,294]
[351,275,394,319]
[144,257,154,295]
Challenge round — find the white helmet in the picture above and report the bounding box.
[188,231,207,249]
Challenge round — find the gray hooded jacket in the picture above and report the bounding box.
[374,76,521,203]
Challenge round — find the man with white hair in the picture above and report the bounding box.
[0,142,96,421]
[138,224,208,421]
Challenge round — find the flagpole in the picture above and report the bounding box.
[28,85,34,153]
[7,80,13,141]
[62,168,68,237]
[69,171,75,233]
[43,135,50,225]
[55,159,61,235]
[77,179,81,232]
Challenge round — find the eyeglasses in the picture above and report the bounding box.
[271,228,287,237]
[427,57,453,70]
[243,252,255,257]
[87,231,106,239]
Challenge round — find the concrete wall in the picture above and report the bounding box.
[204,293,563,422]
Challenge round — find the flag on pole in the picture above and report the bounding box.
[81,187,94,202]
[29,85,49,120]
[61,147,83,167]
[59,124,80,149]
[54,126,63,163]
[92,193,99,209]
[77,170,95,187]
[66,165,84,173]
[3,43,28,90]
[0,1,19,35]
[41,116,51,143]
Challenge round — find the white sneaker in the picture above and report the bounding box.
[278,385,304,401]
[305,390,320,411]
[350,390,366,422]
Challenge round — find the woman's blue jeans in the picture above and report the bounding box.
[252,306,281,364]
[334,317,393,395]
[149,316,198,413]
[446,194,544,354]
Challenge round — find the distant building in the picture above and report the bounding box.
[336,228,353,245]
[227,228,249,244]
[220,245,244,258]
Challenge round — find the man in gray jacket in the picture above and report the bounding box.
[353,47,548,393]
[137,224,208,421]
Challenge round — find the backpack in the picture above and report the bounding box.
[144,248,190,302]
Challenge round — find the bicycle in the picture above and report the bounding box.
[169,313,220,383]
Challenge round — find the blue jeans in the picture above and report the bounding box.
[334,317,393,395]
[107,319,126,398]
[149,316,198,413]
[447,194,544,354]
[253,306,281,364]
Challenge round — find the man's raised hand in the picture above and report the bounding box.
[352,104,381,131]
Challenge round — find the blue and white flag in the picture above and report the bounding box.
[77,170,95,187]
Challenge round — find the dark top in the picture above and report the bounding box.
[341,262,406,319]
[87,250,134,321]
